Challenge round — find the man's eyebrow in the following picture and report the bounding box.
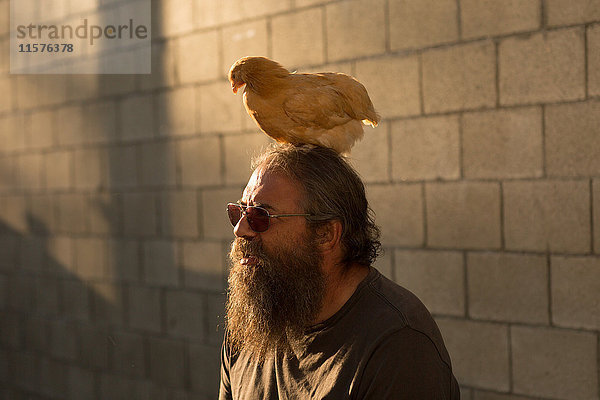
[237,200,275,211]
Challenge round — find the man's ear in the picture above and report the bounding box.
[315,220,343,253]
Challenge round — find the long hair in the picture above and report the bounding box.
[253,144,381,266]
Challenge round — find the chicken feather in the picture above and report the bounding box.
[228,57,380,155]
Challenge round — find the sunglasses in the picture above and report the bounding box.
[227,203,311,233]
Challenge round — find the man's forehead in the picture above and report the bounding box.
[242,168,302,208]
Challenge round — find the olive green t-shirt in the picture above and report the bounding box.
[219,267,460,400]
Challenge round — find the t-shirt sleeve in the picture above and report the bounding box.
[218,336,233,400]
[355,327,460,400]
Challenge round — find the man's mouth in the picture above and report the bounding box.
[240,255,258,266]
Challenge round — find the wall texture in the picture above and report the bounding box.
[1,0,599,399]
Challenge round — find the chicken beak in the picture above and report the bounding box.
[231,82,245,94]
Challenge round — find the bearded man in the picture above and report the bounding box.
[219,144,460,399]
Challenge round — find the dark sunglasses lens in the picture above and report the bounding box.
[227,204,242,226]
[246,207,270,232]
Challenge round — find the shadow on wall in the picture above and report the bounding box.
[0,1,228,398]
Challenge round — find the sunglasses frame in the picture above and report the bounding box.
[227,202,312,232]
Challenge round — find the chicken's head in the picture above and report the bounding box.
[228,61,246,94]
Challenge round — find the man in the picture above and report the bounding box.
[220,144,460,399]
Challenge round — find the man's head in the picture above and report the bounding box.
[225,144,381,357]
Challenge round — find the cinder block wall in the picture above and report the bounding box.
[1,0,599,399]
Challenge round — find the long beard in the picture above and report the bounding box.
[226,234,325,360]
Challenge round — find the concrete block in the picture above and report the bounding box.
[8,275,36,312]
[99,374,151,400]
[423,41,496,113]
[143,240,179,286]
[157,87,197,137]
[60,279,90,321]
[15,76,40,110]
[177,30,219,84]
[47,236,75,276]
[65,75,100,103]
[222,20,269,77]
[107,144,139,188]
[49,319,79,361]
[224,133,271,185]
[197,81,245,134]
[0,195,27,233]
[394,249,465,316]
[24,317,48,353]
[595,180,600,253]
[499,28,585,105]
[44,150,73,190]
[467,252,548,323]
[473,391,531,400]
[325,0,386,61]
[0,114,26,153]
[545,100,600,176]
[140,40,178,90]
[21,236,44,272]
[207,293,226,346]
[34,276,59,317]
[112,331,146,377]
[120,94,155,142]
[391,115,460,181]
[27,109,55,150]
[107,239,140,282]
[148,337,186,388]
[189,344,221,396]
[218,0,292,24]
[0,155,17,192]
[56,104,85,146]
[389,0,458,50]
[0,274,5,309]
[503,180,590,253]
[374,248,394,281]
[85,101,117,144]
[56,193,89,234]
[89,192,122,235]
[366,183,423,246]
[67,367,95,400]
[511,326,598,399]
[166,290,205,340]
[75,237,107,280]
[179,136,222,187]
[437,318,509,391]
[590,25,600,96]
[461,0,539,39]
[0,76,12,113]
[79,324,110,369]
[140,141,178,187]
[28,194,56,235]
[426,182,501,249]
[182,241,224,290]
[202,188,244,240]
[272,8,324,68]
[157,0,194,38]
[546,0,600,26]
[128,285,162,333]
[193,0,221,28]
[123,192,157,236]
[350,122,389,183]
[91,281,124,325]
[74,147,107,190]
[354,55,420,118]
[0,235,18,271]
[160,190,199,238]
[551,255,600,330]
[13,351,39,392]
[97,75,136,98]
[40,358,67,398]
[0,311,21,348]
[463,107,543,179]
[17,153,43,191]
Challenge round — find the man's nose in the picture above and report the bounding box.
[233,213,258,239]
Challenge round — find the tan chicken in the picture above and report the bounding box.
[228,56,380,155]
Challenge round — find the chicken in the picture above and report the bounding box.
[228,56,380,155]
